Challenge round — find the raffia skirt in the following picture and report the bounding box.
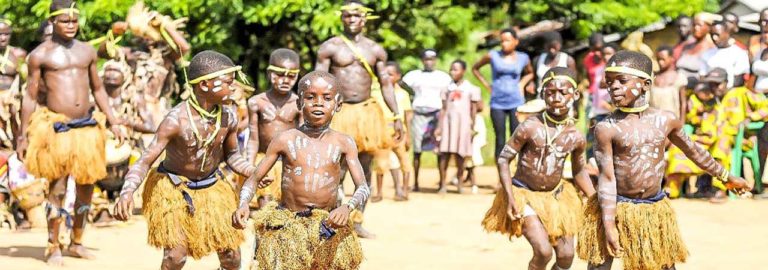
[25,108,106,185]
[254,202,363,270]
[142,168,243,259]
[577,195,688,270]
[330,98,391,153]
[481,181,582,245]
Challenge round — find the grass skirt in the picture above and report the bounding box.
[25,108,106,184]
[577,196,688,270]
[330,98,391,153]
[481,181,582,245]
[253,202,363,270]
[142,168,243,259]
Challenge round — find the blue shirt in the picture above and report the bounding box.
[489,50,529,110]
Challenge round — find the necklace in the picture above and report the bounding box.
[537,112,571,171]
[185,98,222,172]
[618,104,649,113]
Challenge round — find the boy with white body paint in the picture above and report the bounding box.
[233,71,366,270]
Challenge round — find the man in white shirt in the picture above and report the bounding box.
[701,21,750,88]
[401,49,452,191]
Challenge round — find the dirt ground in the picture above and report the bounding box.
[1,167,767,270]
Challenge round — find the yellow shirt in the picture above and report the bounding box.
[372,85,412,133]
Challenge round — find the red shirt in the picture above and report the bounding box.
[583,51,605,94]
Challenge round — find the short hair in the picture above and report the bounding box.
[603,43,619,52]
[542,66,577,84]
[676,15,691,24]
[723,12,738,22]
[385,61,401,75]
[711,20,728,31]
[269,48,299,66]
[50,0,76,13]
[451,60,467,70]
[544,31,563,46]
[500,28,518,39]
[187,50,236,83]
[606,50,653,77]
[297,71,340,99]
[588,32,604,47]
[656,45,674,55]
[37,20,51,38]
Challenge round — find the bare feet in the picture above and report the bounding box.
[709,190,728,204]
[412,186,420,192]
[45,243,64,267]
[371,196,383,203]
[354,223,376,239]
[437,186,448,195]
[394,193,407,201]
[66,243,96,259]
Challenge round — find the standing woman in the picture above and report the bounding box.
[472,28,533,159]
[533,32,576,87]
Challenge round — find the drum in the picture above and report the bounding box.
[99,138,136,192]
[7,154,47,211]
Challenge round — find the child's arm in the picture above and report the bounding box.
[496,121,528,220]
[667,114,750,193]
[434,91,449,140]
[114,114,180,221]
[224,109,254,177]
[232,136,284,229]
[593,122,623,257]
[245,98,260,162]
[571,136,596,196]
[328,136,370,228]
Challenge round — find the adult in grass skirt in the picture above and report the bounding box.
[114,50,254,269]
[16,0,128,265]
[577,50,750,270]
[482,67,595,270]
[0,16,26,151]
[315,0,403,239]
[244,48,302,209]
[234,71,366,270]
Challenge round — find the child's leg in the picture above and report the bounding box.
[372,172,384,202]
[413,152,422,192]
[521,214,554,270]
[391,169,406,201]
[45,177,68,266]
[455,154,466,194]
[437,153,449,193]
[552,236,575,270]
[217,248,241,270]
[162,246,188,270]
[68,183,96,259]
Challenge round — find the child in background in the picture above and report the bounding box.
[436,60,481,194]
[464,103,486,194]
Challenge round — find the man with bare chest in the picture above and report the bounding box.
[482,67,595,270]
[234,71,366,270]
[315,0,402,238]
[17,1,127,265]
[114,50,253,270]
[0,17,26,149]
[577,51,750,270]
[244,48,302,208]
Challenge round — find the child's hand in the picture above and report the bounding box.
[725,175,752,195]
[328,205,352,228]
[434,128,442,141]
[604,227,624,258]
[506,201,523,221]
[231,206,250,229]
[113,194,134,221]
[258,177,274,189]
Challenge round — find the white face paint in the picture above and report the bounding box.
[635,82,642,88]
[554,108,561,114]
[631,89,640,96]
[201,85,209,92]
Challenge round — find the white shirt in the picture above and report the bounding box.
[753,48,768,90]
[701,45,750,88]
[402,69,452,112]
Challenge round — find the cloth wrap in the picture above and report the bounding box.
[141,166,243,259]
[330,98,391,153]
[481,179,582,245]
[253,201,363,270]
[25,108,106,185]
[577,193,688,270]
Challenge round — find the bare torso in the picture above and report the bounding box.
[596,109,672,198]
[513,117,586,191]
[274,129,352,211]
[31,40,96,119]
[249,92,300,153]
[161,104,237,179]
[0,47,25,90]
[319,36,384,103]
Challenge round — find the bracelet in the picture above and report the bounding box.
[718,170,730,183]
[345,201,356,210]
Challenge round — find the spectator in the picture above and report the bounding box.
[701,21,750,88]
[673,15,695,60]
[583,32,605,96]
[677,14,716,80]
[533,31,576,88]
[748,8,768,60]
[401,49,452,192]
[651,46,688,119]
[586,43,616,173]
[472,28,533,160]
[722,12,747,50]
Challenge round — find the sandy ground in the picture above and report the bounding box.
[1,167,767,270]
